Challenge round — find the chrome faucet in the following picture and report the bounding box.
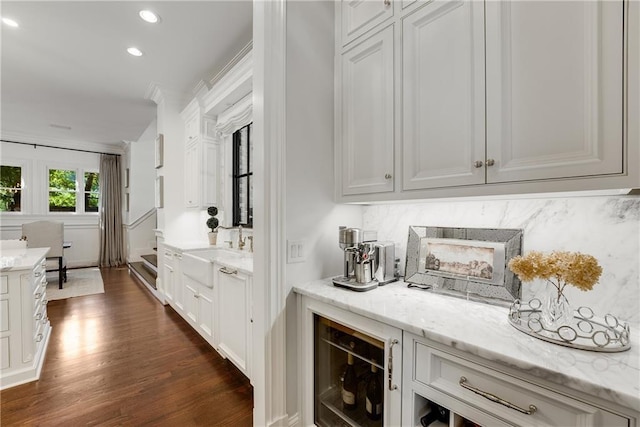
[238,225,245,250]
[246,236,254,253]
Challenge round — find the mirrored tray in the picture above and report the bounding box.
[508,299,631,352]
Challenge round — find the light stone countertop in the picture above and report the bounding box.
[293,279,640,412]
[0,247,49,271]
[164,241,253,274]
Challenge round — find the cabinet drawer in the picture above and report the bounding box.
[414,343,628,427]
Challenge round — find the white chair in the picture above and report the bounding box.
[22,221,67,289]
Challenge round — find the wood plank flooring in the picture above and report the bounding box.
[0,266,253,426]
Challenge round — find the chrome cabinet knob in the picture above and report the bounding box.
[486,158,495,167]
[384,173,392,179]
[473,160,483,168]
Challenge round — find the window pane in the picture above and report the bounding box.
[84,172,99,192]
[49,169,76,191]
[49,191,76,212]
[0,165,22,212]
[238,127,248,175]
[85,192,99,212]
[238,176,248,224]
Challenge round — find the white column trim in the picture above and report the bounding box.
[253,0,288,425]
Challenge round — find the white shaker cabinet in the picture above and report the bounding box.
[485,0,624,184]
[402,0,485,190]
[215,265,252,378]
[338,24,395,196]
[185,137,219,209]
[181,273,215,347]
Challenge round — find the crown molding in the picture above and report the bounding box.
[209,40,253,87]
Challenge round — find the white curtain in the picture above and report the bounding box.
[99,154,125,267]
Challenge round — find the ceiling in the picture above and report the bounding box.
[0,1,252,150]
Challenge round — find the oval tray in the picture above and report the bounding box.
[508,299,631,352]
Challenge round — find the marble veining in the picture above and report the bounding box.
[0,248,48,271]
[363,196,640,324]
[293,279,640,411]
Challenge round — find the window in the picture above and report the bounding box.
[0,165,22,212]
[48,168,100,213]
[232,123,253,227]
[49,169,76,212]
[84,172,99,212]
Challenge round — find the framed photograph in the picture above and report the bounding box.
[155,176,164,208]
[405,226,523,305]
[155,134,164,169]
[124,168,129,188]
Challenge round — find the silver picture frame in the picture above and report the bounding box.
[405,226,523,305]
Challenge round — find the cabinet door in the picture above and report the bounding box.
[485,0,624,183]
[163,250,174,304]
[402,0,485,190]
[197,285,215,346]
[201,141,218,207]
[341,0,394,46]
[340,24,395,196]
[183,276,199,325]
[185,140,200,207]
[173,253,184,312]
[217,268,250,375]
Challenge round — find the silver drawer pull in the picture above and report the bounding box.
[36,313,42,320]
[219,267,238,275]
[459,376,537,415]
[35,292,41,299]
[36,334,43,343]
[35,272,42,277]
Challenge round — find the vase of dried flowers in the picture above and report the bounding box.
[508,251,603,330]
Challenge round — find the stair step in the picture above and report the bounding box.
[129,261,157,290]
[141,254,157,268]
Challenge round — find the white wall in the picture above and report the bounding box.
[124,119,158,261]
[154,95,204,244]
[0,141,102,267]
[283,0,363,419]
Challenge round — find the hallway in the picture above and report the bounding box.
[0,266,253,426]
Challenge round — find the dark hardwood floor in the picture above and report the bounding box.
[0,267,253,426]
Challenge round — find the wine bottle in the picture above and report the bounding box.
[420,402,450,426]
[365,360,382,420]
[342,342,357,411]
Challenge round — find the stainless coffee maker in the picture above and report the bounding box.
[333,227,398,292]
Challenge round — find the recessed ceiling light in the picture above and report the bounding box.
[1,17,19,28]
[127,47,143,57]
[139,10,159,24]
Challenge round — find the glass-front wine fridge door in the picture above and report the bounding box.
[314,314,385,427]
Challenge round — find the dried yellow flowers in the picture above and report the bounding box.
[508,251,603,296]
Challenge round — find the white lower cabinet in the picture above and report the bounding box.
[1,254,51,389]
[181,274,215,348]
[215,264,251,378]
[402,332,630,427]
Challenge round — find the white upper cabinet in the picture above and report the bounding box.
[485,0,624,183]
[341,0,394,46]
[402,0,485,190]
[335,0,636,201]
[339,24,395,196]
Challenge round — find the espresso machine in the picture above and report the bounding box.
[333,227,399,292]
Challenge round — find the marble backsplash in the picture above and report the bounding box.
[363,195,640,324]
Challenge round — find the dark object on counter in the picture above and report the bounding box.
[420,402,450,426]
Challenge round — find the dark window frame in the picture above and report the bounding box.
[232,123,253,228]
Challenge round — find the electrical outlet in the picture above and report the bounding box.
[287,240,306,264]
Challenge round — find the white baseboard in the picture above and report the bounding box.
[287,412,299,427]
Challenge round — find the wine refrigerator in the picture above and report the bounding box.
[313,314,396,427]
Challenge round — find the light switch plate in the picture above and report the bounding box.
[287,240,306,263]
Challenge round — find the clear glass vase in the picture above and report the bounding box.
[541,282,573,330]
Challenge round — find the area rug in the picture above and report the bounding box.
[46,267,105,301]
